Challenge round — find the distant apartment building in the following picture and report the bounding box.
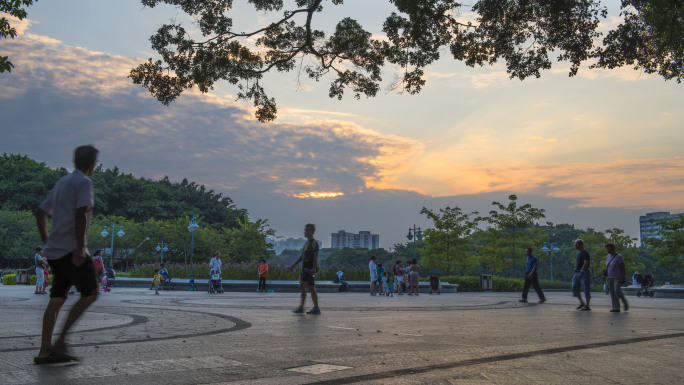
[639,211,682,245]
[330,230,380,250]
[267,237,316,255]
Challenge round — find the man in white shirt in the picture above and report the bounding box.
[33,145,99,364]
[369,256,378,296]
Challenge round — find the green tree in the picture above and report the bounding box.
[131,1,681,122]
[592,0,684,83]
[644,215,684,278]
[224,217,276,263]
[0,210,41,267]
[578,228,642,278]
[419,206,479,275]
[0,154,67,211]
[477,195,546,276]
[1,0,34,73]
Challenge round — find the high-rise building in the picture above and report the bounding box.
[639,211,682,245]
[330,230,380,249]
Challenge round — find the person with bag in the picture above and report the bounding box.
[605,243,629,313]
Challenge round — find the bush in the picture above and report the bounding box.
[2,274,16,285]
[127,262,371,281]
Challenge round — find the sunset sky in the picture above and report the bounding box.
[2,0,683,248]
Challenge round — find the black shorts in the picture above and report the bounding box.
[299,267,315,285]
[48,252,98,298]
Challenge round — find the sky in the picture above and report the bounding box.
[1,0,683,249]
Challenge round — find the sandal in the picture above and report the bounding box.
[33,353,72,364]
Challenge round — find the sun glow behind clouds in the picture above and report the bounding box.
[291,191,345,199]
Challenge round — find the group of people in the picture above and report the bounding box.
[519,239,629,313]
[28,144,636,366]
[368,257,421,296]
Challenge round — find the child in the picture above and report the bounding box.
[43,267,50,291]
[376,262,386,295]
[152,269,162,295]
[386,273,394,297]
[381,271,388,296]
[257,259,269,292]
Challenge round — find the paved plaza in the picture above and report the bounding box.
[1,285,683,384]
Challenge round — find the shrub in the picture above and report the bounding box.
[2,274,16,285]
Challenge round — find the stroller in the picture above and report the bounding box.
[636,274,655,297]
[208,269,224,294]
[160,270,173,290]
[105,268,117,287]
[429,274,441,294]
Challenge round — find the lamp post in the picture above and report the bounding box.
[187,216,199,291]
[406,225,423,260]
[156,241,169,264]
[541,243,560,283]
[101,224,125,269]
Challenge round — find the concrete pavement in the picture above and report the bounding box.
[1,284,683,384]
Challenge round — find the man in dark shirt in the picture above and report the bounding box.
[572,239,592,311]
[519,248,546,303]
[289,223,320,314]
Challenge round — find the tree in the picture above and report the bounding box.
[419,206,479,275]
[645,215,684,278]
[1,0,34,73]
[477,195,546,276]
[224,217,276,263]
[131,1,681,122]
[592,0,684,83]
[578,228,642,278]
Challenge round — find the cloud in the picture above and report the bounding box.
[0,28,422,202]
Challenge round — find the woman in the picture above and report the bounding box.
[394,260,404,295]
[408,259,421,296]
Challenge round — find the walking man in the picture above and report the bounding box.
[605,243,628,313]
[33,145,99,364]
[572,239,592,311]
[369,256,378,296]
[519,248,546,303]
[289,224,321,314]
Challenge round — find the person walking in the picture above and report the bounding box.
[289,224,321,314]
[33,145,100,364]
[605,243,628,313]
[519,248,546,303]
[572,239,592,311]
[34,247,47,294]
[368,256,378,296]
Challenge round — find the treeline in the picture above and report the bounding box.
[0,154,272,269]
[274,197,683,284]
[0,154,246,227]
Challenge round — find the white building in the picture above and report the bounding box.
[639,211,682,245]
[330,230,380,250]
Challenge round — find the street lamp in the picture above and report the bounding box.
[187,216,199,291]
[541,243,560,283]
[101,224,125,268]
[406,225,423,260]
[156,241,169,264]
